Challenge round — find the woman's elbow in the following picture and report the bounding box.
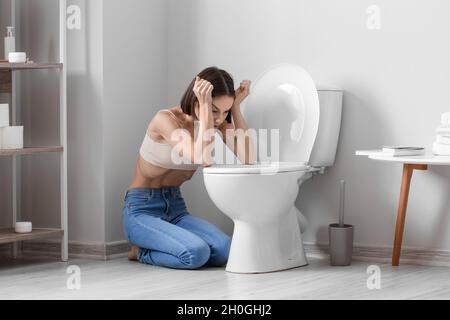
[202,162,214,168]
[191,150,215,167]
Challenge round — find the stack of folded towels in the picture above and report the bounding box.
[0,103,24,150]
[433,112,450,156]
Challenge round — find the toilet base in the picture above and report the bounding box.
[225,210,308,274]
[226,264,308,274]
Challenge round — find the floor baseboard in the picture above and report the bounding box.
[3,240,450,267]
[18,240,131,260]
[304,242,450,267]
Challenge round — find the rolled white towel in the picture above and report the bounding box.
[442,112,450,127]
[1,126,23,150]
[0,104,9,128]
[436,135,450,145]
[433,142,450,156]
[436,127,450,136]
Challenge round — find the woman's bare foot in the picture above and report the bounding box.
[128,246,139,261]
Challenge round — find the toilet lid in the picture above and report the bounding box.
[203,162,310,174]
[242,64,320,164]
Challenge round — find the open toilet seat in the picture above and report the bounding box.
[203,162,312,175]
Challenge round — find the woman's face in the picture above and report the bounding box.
[195,95,234,128]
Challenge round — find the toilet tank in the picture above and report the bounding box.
[308,86,343,168]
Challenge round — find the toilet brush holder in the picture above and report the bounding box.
[329,223,354,266]
[329,180,354,266]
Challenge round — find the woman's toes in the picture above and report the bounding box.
[128,246,139,261]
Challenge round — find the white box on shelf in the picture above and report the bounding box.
[1,126,23,149]
[8,52,26,63]
[0,104,9,128]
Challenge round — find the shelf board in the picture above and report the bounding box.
[0,228,64,245]
[0,146,64,157]
[0,62,63,71]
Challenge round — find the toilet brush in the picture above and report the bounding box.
[329,180,354,266]
[339,180,345,228]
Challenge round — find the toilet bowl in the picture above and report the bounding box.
[203,64,343,273]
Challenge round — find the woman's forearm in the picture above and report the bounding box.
[232,104,256,165]
[195,103,214,165]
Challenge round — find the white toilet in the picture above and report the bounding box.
[203,64,343,273]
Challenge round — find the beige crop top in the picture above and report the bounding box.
[139,110,201,171]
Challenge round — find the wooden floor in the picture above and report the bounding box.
[1,254,450,300]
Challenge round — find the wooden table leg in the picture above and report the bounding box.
[392,163,428,266]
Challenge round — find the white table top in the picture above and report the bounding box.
[356,150,450,165]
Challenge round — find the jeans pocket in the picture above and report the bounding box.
[126,194,152,209]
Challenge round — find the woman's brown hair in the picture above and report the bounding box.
[180,66,235,123]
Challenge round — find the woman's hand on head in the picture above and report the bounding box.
[193,76,214,108]
[234,80,251,106]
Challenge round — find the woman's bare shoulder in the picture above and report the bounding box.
[148,106,194,137]
[147,107,179,132]
[156,106,186,122]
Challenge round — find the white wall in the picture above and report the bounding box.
[66,0,168,243]
[168,0,450,250]
[103,0,168,242]
[64,0,169,243]
[67,0,105,242]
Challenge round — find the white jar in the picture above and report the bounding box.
[15,222,32,234]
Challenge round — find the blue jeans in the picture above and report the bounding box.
[122,187,231,270]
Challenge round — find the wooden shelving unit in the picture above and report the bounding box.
[0,62,63,70]
[0,0,68,261]
[0,147,63,157]
[0,228,64,245]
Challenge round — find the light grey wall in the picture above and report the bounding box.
[168,0,450,251]
[66,0,105,243]
[103,0,168,242]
